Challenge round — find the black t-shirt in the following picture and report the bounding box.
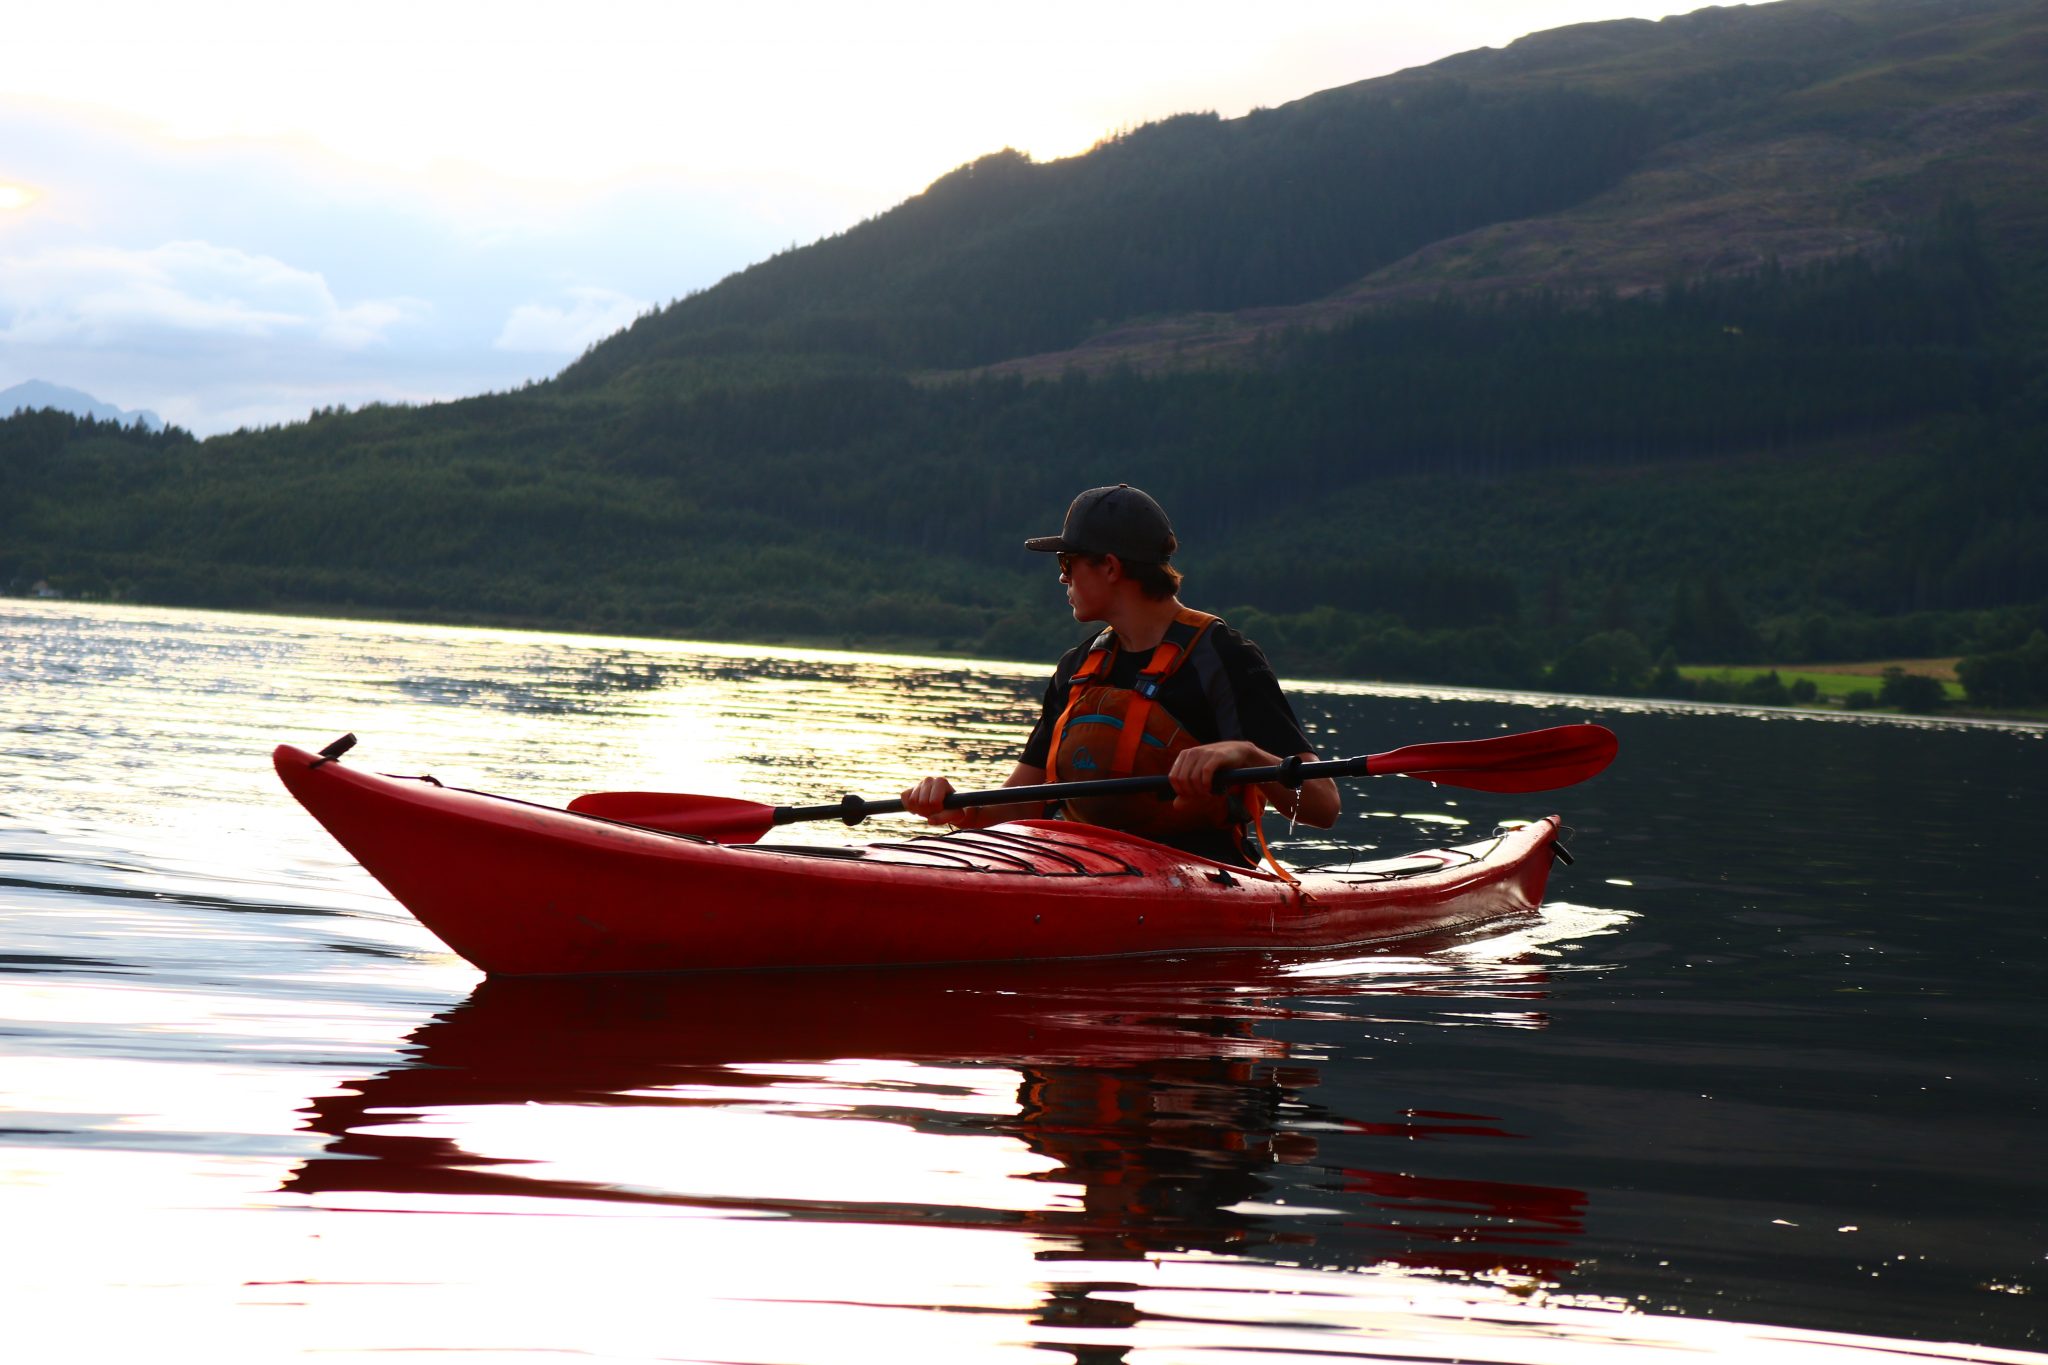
[1021,622,1315,773]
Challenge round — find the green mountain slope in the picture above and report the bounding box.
[984,0,2048,376]
[5,0,2046,703]
[565,0,2046,387]
[564,84,1652,381]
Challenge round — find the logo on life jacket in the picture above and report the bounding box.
[1070,745,1099,772]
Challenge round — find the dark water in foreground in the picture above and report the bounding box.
[1,599,2042,1364]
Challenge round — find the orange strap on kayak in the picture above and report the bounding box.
[1248,809,1300,886]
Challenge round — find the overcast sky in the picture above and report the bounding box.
[2,1,1737,436]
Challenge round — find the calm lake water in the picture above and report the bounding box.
[2,598,2042,1365]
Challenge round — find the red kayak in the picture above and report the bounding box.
[274,743,1567,976]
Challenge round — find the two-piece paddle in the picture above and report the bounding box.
[567,722,1617,844]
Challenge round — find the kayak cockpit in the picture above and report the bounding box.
[729,823,1187,878]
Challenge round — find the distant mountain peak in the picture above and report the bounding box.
[1,379,164,431]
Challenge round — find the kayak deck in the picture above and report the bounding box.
[724,824,1501,881]
[274,743,1566,976]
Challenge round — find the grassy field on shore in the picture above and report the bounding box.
[1680,660,1966,709]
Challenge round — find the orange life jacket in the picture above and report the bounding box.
[1047,609,1257,841]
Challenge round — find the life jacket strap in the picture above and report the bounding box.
[1109,611,1216,775]
[1047,630,1117,771]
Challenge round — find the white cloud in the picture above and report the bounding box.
[0,104,828,433]
[493,287,645,355]
[0,240,422,349]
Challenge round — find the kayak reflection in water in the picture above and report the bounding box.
[902,484,1340,869]
[284,958,1586,1283]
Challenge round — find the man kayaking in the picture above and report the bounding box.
[903,483,1339,867]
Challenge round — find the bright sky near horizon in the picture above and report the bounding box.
[2,1,1738,435]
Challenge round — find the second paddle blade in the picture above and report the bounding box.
[567,791,778,844]
[1366,723,1618,794]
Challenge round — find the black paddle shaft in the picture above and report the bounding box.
[778,756,1337,827]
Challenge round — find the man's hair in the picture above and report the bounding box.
[1115,553,1183,601]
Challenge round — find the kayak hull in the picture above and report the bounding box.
[274,744,1565,976]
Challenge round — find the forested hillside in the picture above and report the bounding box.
[5,0,2047,705]
[562,86,1651,377]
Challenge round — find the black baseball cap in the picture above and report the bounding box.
[1024,484,1176,564]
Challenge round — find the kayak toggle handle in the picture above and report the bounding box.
[310,733,358,768]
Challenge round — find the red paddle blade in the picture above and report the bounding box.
[1365,723,1618,794]
[566,791,777,844]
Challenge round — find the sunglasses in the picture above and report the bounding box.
[1056,551,1098,575]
